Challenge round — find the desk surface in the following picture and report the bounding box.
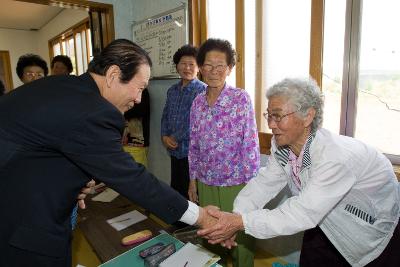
[78,193,168,262]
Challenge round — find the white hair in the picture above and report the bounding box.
[266,77,324,132]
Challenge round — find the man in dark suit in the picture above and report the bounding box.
[0,39,215,267]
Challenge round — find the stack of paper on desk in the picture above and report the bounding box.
[106,210,147,231]
[159,242,220,267]
[92,188,119,202]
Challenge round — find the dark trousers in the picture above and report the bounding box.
[300,223,400,266]
[170,156,190,200]
[170,156,190,229]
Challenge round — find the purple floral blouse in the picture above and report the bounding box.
[189,84,260,186]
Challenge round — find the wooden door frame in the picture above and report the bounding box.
[0,51,14,92]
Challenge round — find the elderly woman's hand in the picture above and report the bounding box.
[162,136,178,150]
[188,179,198,204]
[197,209,244,245]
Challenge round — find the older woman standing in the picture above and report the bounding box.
[188,38,260,267]
[200,78,400,266]
[16,54,48,84]
[161,44,206,200]
[51,55,73,75]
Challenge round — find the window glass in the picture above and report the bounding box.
[75,32,83,75]
[81,29,88,71]
[245,0,256,107]
[87,29,93,61]
[322,0,346,134]
[260,0,311,132]
[355,0,400,157]
[207,0,236,87]
[53,43,61,56]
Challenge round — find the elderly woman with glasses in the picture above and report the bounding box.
[199,77,400,266]
[16,54,48,84]
[188,38,260,267]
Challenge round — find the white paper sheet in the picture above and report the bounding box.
[106,210,147,231]
[92,188,119,202]
[159,242,220,267]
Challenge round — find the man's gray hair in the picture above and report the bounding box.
[266,77,324,132]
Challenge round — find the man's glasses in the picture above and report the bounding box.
[24,72,45,78]
[202,64,227,73]
[263,109,300,123]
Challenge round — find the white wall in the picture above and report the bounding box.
[0,29,38,88]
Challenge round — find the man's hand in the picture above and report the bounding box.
[162,136,178,150]
[77,179,96,209]
[197,208,244,245]
[188,179,198,203]
[195,205,220,229]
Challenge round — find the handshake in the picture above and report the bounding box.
[195,206,244,249]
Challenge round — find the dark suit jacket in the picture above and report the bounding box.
[0,73,188,267]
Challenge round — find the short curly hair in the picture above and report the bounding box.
[16,54,48,79]
[266,77,324,132]
[173,45,198,65]
[51,55,73,73]
[197,38,236,67]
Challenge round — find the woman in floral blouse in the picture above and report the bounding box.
[188,38,260,267]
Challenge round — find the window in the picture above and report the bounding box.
[195,0,400,163]
[49,19,92,75]
[323,0,400,163]
[355,1,400,161]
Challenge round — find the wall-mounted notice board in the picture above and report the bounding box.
[133,5,187,78]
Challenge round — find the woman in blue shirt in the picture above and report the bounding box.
[161,45,206,200]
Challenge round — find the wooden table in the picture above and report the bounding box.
[78,193,169,262]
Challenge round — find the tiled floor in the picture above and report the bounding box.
[72,229,286,267]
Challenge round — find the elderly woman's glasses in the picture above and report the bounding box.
[24,72,45,78]
[263,109,299,123]
[202,64,227,72]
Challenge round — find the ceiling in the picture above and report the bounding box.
[0,0,64,31]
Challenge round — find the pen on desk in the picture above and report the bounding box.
[111,218,131,224]
[183,261,188,267]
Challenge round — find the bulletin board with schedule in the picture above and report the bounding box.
[132,5,187,78]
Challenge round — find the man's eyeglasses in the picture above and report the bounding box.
[24,72,45,78]
[263,109,300,123]
[202,64,227,73]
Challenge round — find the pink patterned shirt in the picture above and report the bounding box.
[189,84,260,186]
